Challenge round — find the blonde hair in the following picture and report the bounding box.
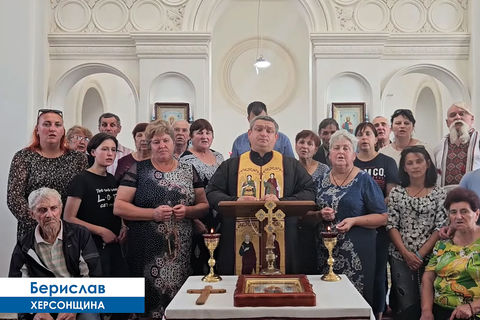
[66,125,93,141]
[145,119,174,141]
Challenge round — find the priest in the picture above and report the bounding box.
[207,115,315,274]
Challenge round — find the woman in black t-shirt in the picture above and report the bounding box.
[64,133,128,277]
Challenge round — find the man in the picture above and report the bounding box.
[372,116,391,150]
[9,187,101,320]
[207,115,315,274]
[98,113,132,174]
[434,102,480,190]
[230,101,294,158]
[172,120,190,159]
[313,118,339,166]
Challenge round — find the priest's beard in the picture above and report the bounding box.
[449,120,470,145]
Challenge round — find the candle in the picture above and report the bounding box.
[203,229,221,239]
[321,225,338,238]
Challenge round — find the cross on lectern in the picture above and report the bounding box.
[255,201,285,274]
[256,201,285,235]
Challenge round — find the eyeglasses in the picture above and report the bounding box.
[72,135,90,142]
[37,109,63,118]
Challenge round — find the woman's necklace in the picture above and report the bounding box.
[408,186,425,198]
[331,166,355,187]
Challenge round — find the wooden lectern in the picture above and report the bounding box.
[218,201,316,275]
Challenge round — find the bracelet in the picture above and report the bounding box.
[415,251,423,260]
[468,302,475,316]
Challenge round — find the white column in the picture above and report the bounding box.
[470,0,480,117]
[0,0,50,275]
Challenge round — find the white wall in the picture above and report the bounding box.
[0,0,49,276]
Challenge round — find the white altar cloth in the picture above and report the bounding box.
[165,275,375,319]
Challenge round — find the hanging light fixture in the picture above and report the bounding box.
[254,0,270,72]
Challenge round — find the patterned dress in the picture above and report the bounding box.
[180,150,224,274]
[315,171,386,305]
[120,160,202,318]
[7,148,88,239]
[426,238,480,309]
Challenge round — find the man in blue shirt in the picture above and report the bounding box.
[230,101,294,158]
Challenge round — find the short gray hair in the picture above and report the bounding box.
[28,187,62,211]
[329,129,358,151]
[249,115,279,133]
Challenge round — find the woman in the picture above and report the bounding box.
[64,133,127,276]
[7,109,88,240]
[179,119,224,275]
[66,125,93,153]
[295,130,329,184]
[421,187,480,320]
[316,129,388,306]
[114,122,150,182]
[295,129,329,274]
[387,145,447,319]
[380,109,433,165]
[354,122,399,319]
[114,119,209,319]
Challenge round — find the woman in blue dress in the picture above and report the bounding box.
[315,129,387,307]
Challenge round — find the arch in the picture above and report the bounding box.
[149,72,196,120]
[326,71,373,117]
[76,80,106,122]
[381,63,470,115]
[48,62,139,112]
[183,0,333,33]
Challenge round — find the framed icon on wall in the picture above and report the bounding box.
[154,102,190,124]
[331,102,366,134]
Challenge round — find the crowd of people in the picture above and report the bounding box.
[7,101,480,320]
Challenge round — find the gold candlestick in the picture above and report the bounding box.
[321,231,341,282]
[202,232,222,282]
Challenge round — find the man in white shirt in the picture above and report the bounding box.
[98,113,132,174]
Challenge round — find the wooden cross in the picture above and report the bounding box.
[187,285,226,305]
[255,201,285,244]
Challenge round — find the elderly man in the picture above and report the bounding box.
[372,116,391,150]
[98,113,132,174]
[172,120,190,159]
[313,118,339,166]
[434,102,480,190]
[231,101,294,158]
[207,115,315,274]
[9,187,101,320]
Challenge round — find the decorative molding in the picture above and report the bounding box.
[311,33,470,59]
[220,38,296,114]
[48,33,210,59]
[92,0,129,32]
[334,0,468,33]
[51,0,186,33]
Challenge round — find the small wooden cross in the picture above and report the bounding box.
[187,285,226,305]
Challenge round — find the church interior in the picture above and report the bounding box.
[1,0,479,287]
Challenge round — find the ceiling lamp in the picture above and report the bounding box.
[254,0,270,73]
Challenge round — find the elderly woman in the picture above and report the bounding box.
[114,122,150,182]
[66,125,93,153]
[387,146,447,319]
[179,118,224,275]
[354,122,399,319]
[114,119,209,319]
[421,187,480,320]
[316,129,388,306]
[7,109,88,240]
[295,130,329,183]
[64,133,127,276]
[380,109,433,165]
